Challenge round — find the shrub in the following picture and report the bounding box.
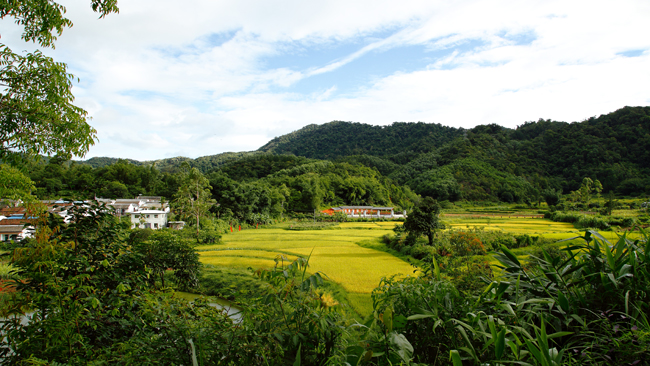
[514,234,539,248]
[410,244,436,260]
[399,246,412,256]
[575,215,610,230]
[607,216,636,227]
[550,211,582,223]
[449,231,486,256]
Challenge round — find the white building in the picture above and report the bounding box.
[0,224,32,241]
[329,206,406,219]
[130,209,169,229]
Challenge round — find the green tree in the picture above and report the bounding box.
[0,1,118,203]
[575,177,603,206]
[543,188,562,207]
[403,196,444,246]
[4,201,149,363]
[135,230,200,290]
[0,163,35,202]
[173,165,215,237]
[1,0,118,163]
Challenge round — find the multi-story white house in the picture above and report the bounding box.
[94,196,171,230]
[130,208,170,229]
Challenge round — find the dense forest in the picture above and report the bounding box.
[26,106,649,213]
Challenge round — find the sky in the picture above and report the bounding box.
[3,0,650,161]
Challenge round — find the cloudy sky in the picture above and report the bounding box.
[4,0,650,161]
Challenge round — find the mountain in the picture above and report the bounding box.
[73,106,650,202]
[258,120,463,160]
[80,151,261,173]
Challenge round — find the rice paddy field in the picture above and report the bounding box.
[199,214,645,316]
[444,217,577,235]
[198,222,415,315]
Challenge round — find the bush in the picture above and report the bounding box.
[410,244,436,260]
[198,266,270,300]
[607,216,636,227]
[449,231,486,256]
[575,215,610,230]
[399,246,412,256]
[514,234,540,248]
[550,211,582,223]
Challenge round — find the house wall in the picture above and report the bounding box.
[131,212,167,229]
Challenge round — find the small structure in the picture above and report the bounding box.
[167,221,186,230]
[327,206,405,219]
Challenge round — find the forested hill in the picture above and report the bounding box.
[63,106,650,204]
[251,106,650,201]
[82,151,260,172]
[257,120,464,159]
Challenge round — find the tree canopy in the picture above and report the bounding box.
[402,197,444,246]
[0,0,119,163]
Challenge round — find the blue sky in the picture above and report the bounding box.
[3,0,649,161]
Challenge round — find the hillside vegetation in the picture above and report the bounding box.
[28,106,650,207]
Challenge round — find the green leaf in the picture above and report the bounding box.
[500,245,522,267]
[293,343,301,366]
[383,306,393,332]
[393,314,407,330]
[456,325,479,363]
[547,331,573,339]
[431,254,442,281]
[525,340,545,366]
[407,313,437,321]
[488,315,497,340]
[495,328,506,359]
[603,242,616,273]
[450,350,463,366]
[570,314,586,327]
[558,292,569,313]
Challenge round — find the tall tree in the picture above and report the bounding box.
[1,1,118,201]
[1,0,118,163]
[173,165,215,237]
[403,196,444,246]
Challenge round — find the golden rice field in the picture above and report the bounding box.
[200,216,642,315]
[199,225,415,315]
[444,217,577,235]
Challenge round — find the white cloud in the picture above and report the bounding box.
[2,0,648,160]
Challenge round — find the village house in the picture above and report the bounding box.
[95,196,172,229]
[323,206,406,218]
[0,207,36,241]
[130,208,170,229]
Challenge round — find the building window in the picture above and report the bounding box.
[154,214,158,218]
[154,223,158,229]
[147,214,150,218]
[135,215,140,218]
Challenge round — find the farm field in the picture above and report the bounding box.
[199,215,643,316]
[198,225,415,315]
[444,217,577,234]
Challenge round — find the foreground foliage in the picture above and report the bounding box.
[2,201,649,365]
